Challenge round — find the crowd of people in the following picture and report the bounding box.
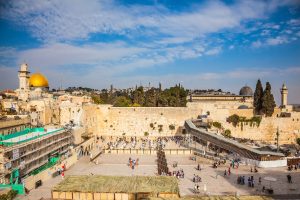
[57,163,66,179]
[100,136,186,150]
[172,169,185,178]
[212,159,226,168]
[287,164,299,171]
[128,157,139,170]
[193,174,201,183]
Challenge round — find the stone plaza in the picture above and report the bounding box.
[17,152,300,200]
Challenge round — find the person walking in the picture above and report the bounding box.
[287,174,292,183]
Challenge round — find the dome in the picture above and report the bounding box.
[238,105,249,109]
[29,73,49,88]
[239,86,253,96]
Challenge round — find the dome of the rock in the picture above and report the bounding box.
[29,73,49,88]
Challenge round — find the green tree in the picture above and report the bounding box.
[157,93,168,107]
[296,138,300,146]
[144,88,157,107]
[113,96,131,107]
[91,94,104,104]
[132,86,145,105]
[262,82,276,117]
[253,79,264,114]
[100,89,109,103]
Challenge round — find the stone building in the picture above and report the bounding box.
[0,126,72,184]
[0,116,31,136]
[189,85,254,109]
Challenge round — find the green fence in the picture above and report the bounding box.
[0,127,44,141]
[29,156,60,176]
[0,128,64,147]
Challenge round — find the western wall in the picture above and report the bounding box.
[81,103,204,137]
[58,100,300,144]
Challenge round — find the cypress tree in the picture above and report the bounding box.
[253,79,263,114]
[262,82,276,117]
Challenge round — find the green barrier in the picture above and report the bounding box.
[29,156,60,176]
[12,184,25,195]
[0,127,44,141]
[0,128,64,147]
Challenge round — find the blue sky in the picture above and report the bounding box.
[0,0,300,103]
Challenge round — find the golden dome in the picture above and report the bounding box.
[29,73,49,87]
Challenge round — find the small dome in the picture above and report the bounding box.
[29,73,49,88]
[238,105,249,109]
[239,86,253,96]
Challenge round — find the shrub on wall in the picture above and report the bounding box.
[212,122,222,129]
[150,123,154,128]
[131,103,141,107]
[296,138,300,146]
[223,129,231,138]
[227,114,262,128]
[227,114,240,127]
[158,125,163,132]
[169,124,175,130]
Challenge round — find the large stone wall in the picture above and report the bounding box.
[81,103,203,137]
[222,112,300,144]
[60,100,300,144]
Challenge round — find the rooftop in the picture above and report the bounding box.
[52,175,179,194]
[0,127,64,146]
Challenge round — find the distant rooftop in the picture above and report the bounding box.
[190,89,236,96]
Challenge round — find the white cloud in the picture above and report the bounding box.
[17,42,147,68]
[205,47,222,55]
[1,0,292,43]
[266,36,288,46]
[252,40,262,48]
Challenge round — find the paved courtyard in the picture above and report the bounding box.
[17,153,300,200]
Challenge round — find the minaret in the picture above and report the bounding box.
[18,63,30,90]
[280,83,288,108]
[17,63,30,101]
